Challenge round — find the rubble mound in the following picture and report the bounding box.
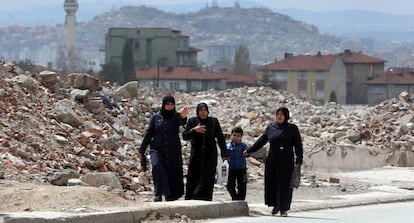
[0,61,413,213]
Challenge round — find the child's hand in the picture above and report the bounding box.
[242,150,249,157]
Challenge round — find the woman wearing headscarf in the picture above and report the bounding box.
[138,95,189,202]
[183,102,228,201]
[244,107,303,217]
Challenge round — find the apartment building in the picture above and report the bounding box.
[258,52,347,104]
[105,27,200,69]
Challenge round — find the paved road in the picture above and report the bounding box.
[197,201,414,222]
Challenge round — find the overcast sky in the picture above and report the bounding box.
[4,0,414,15]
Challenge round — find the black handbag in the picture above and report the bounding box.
[291,164,301,188]
[141,154,148,171]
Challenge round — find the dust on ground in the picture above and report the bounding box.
[0,170,374,213]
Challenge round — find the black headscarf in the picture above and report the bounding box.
[160,95,176,119]
[196,102,209,123]
[276,107,290,125]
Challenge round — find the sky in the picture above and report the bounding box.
[3,0,414,15]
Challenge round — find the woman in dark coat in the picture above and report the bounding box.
[138,95,189,202]
[245,107,303,217]
[183,102,228,201]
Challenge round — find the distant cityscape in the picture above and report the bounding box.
[0,1,414,72]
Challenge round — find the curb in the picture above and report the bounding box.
[248,191,414,216]
[1,200,248,223]
[2,191,414,222]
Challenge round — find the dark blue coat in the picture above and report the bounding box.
[227,142,247,170]
[139,112,186,199]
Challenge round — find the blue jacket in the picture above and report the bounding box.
[226,142,247,170]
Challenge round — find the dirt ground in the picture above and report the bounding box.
[0,180,137,213]
[0,170,373,213]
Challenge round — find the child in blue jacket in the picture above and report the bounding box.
[226,127,248,200]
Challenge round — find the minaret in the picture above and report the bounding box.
[212,0,218,8]
[64,0,79,72]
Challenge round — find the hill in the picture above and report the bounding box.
[277,8,414,41]
[79,5,348,63]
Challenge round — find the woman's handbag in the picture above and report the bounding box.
[291,164,301,188]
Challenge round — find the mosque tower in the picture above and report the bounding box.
[63,0,79,72]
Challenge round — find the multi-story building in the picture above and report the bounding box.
[367,67,414,104]
[338,49,386,104]
[206,44,237,65]
[104,27,200,69]
[257,52,347,104]
[258,50,387,104]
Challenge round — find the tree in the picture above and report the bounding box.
[15,58,35,72]
[233,44,251,74]
[121,40,136,84]
[257,63,273,88]
[99,62,122,83]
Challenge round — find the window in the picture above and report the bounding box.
[191,81,202,91]
[298,72,307,82]
[370,86,385,95]
[316,90,325,100]
[298,72,307,91]
[316,73,324,82]
[170,82,180,90]
[368,65,374,79]
[135,41,140,50]
[273,72,287,82]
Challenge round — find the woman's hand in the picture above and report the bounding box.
[193,124,206,133]
[180,106,189,118]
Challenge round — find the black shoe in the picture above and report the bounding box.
[271,207,279,215]
[154,195,162,202]
[166,196,178,201]
[281,211,288,217]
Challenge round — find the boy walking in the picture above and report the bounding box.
[226,127,248,201]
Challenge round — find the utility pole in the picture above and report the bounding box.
[156,59,160,88]
[311,82,315,101]
[156,58,167,88]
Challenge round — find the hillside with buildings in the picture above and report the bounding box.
[0,5,354,72]
[84,5,351,64]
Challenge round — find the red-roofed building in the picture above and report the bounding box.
[257,52,347,104]
[257,50,387,104]
[136,66,227,92]
[338,49,386,104]
[226,73,257,88]
[367,67,414,104]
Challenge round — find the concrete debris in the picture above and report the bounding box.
[0,60,413,199]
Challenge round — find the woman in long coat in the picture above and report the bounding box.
[138,96,189,202]
[182,102,228,201]
[245,107,303,217]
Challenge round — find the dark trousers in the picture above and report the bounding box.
[226,168,247,200]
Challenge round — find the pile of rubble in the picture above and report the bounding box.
[0,60,413,196]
